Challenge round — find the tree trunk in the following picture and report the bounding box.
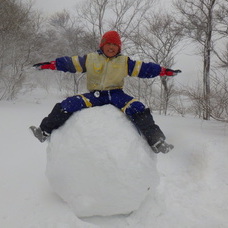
[203,0,215,120]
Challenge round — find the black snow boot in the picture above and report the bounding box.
[30,103,72,142]
[40,103,72,134]
[131,108,173,153]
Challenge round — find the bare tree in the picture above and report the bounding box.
[174,0,228,120]
[183,71,228,122]
[214,44,228,68]
[213,0,228,68]
[108,0,152,39]
[0,0,44,99]
[209,71,228,122]
[38,10,93,95]
[128,12,183,114]
[75,0,109,46]
[76,0,155,47]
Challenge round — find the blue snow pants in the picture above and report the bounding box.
[40,89,146,134]
[60,89,145,117]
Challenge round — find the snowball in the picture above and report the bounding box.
[46,105,159,217]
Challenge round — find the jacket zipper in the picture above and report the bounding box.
[101,57,110,90]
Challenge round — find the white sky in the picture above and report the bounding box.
[31,0,82,15]
[30,0,170,15]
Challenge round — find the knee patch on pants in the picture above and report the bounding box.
[122,100,145,117]
[61,95,92,113]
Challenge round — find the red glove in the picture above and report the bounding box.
[160,67,181,76]
[33,61,56,70]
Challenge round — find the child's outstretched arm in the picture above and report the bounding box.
[128,58,181,78]
[33,55,87,73]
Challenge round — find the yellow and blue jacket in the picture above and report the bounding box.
[55,50,161,91]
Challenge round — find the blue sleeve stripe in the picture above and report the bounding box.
[56,56,76,73]
[128,58,136,75]
[56,55,87,73]
[78,55,87,73]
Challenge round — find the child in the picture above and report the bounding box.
[30,31,181,153]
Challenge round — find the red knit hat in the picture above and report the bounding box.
[99,31,122,51]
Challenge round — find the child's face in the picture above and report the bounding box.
[102,43,119,58]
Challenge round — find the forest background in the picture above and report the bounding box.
[1,0,228,122]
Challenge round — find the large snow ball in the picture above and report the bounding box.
[46,105,159,217]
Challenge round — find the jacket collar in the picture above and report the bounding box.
[97,49,121,58]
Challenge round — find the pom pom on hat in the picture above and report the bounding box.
[99,31,122,51]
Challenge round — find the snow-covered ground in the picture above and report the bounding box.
[1,90,228,228]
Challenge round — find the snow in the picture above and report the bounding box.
[46,105,159,217]
[1,90,228,228]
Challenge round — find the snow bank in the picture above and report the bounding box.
[46,105,159,217]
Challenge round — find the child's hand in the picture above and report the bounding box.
[33,61,56,70]
[160,67,182,76]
